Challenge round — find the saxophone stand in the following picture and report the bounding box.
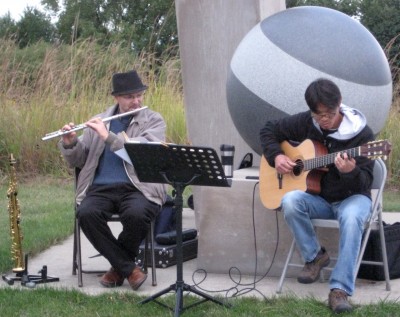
[124,143,231,317]
[2,254,59,288]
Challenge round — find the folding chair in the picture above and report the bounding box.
[277,158,390,293]
[72,215,157,287]
[71,168,157,287]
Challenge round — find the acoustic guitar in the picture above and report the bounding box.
[259,139,391,210]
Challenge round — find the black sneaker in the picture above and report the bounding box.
[329,288,353,313]
[297,247,330,284]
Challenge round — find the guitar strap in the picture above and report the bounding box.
[321,128,338,137]
[321,128,338,148]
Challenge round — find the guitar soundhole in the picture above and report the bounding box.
[292,159,303,176]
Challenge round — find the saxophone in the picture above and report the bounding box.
[7,154,25,273]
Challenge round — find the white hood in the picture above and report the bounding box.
[314,104,367,140]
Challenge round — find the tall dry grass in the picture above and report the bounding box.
[0,39,186,178]
[0,38,399,186]
[378,81,400,187]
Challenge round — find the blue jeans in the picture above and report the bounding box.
[282,190,372,295]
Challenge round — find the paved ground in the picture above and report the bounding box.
[2,209,400,308]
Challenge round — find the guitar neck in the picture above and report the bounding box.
[304,146,360,171]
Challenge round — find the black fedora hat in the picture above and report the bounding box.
[111,70,148,96]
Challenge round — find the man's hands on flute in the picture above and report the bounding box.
[61,117,109,145]
[85,117,109,141]
[61,122,77,145]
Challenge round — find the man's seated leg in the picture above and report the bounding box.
[328,194,372,313]
[78,184,157,290]
[297,246,330,283]
[116,189,159,290]
[282,190,333,284]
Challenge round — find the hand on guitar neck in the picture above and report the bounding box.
[334,152,356,173]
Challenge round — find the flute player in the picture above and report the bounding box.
[58,70,167,290]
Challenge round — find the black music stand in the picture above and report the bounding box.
[124,143,231,316]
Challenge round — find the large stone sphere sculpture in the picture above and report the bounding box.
[227,6,392,155]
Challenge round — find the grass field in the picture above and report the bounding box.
[0,287,399,317]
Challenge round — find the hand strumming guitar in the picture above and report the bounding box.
[274,154,297,174]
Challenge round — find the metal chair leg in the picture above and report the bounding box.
[142,221,157,286]
[277,238,296,294]
[72,218,78,276]
[143,233,149,275]
[76,217,83,287]
[378,212,391,291]
[150,221,157,286]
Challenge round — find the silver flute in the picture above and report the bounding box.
[42,106,148,141]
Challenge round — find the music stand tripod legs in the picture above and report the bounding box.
[139,179,231,316]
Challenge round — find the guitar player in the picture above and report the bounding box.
[260,78,375,313]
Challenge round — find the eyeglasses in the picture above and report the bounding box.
[311,111,337,120]
[120,92,145,100]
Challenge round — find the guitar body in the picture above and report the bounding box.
[259,139,328,210]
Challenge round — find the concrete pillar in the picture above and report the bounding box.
[175,0,286,168]
[175,0,287,275]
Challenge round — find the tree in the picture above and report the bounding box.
[42,0,178,57]
[112,0,177,56]
[359,0,400,77]
[16,7,55,48]
[0,12,18,40]
[55,0,108,44]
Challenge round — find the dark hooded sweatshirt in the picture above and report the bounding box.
[259,104,375,203]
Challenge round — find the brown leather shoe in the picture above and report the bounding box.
[127,267,147,290]
[329,289,353,313]
[297,247,330,284]
[100,267,124,288]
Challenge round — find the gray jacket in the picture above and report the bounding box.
[58,104,167,206]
